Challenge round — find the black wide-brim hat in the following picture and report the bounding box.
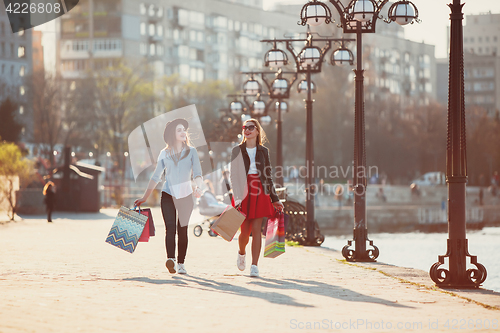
[164,118,189,143]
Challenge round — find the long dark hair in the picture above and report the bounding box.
[164,124,192,163]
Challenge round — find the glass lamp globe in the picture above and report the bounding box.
[391,2,416,26]
[332,48,353,66]
[272,78,289,97]
[299,47,321,66]
[260,115,272,126]
[243,79,261,95]
[352,0,375,22]
[265,49,288,67]
[305,4,327,26]
[253,100,266,115]
[230,101,243,115]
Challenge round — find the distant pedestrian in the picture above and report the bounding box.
[134,118,203,275]
[43,181,56,223]
[231,118,284,277]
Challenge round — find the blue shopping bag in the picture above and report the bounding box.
[105,206,148,253]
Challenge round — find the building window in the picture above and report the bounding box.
[157,6,163,17]
[19,66,25,77]
[140,43,147,55]
[10,65,14,76]
[149,23,155,36]
[140,3,146,15]
[149,43,156,56]
[157,25,163,37]
[140,22,146,36]
[1,64,4,74]
[18,28,25,37]
[19,106,24,115]
[1,42,4,56]
[148,4,155,16]
[20,86,25,95]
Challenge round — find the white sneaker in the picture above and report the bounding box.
[166,258,176,273]
[250,265,259,277]
[237,252,246,271]
[177,263,187,274]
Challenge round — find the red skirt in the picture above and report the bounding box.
[237,174,275,220]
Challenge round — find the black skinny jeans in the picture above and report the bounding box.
[161,192,194,264]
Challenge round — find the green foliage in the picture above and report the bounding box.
[0,140,34,220]
[0,98,22,143]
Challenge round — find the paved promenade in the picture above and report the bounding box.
[1,208,499,332]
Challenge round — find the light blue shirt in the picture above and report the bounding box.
[150,146,202,199]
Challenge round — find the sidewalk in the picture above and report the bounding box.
[1,208,499,333]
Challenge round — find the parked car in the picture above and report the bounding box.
[411,172,445,186]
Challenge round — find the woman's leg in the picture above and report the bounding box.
[174,195,193,264]
[238,219,252,255]
[161,193,177,258]
[250,218,264,265]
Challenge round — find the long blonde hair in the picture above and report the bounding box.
[240,118,267,145]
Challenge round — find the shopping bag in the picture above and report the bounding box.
[136,208,155,242]
[105,206,148,253]
[211,205,246,242]
[264,212,285,258]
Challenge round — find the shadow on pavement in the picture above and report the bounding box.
[122,274,314,308]
[252,277,414,309]
[123,277,189,285]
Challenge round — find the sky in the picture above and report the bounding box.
[37,0,500,72]
[264,0,500,59]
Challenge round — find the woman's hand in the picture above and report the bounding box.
[273,201,284,212]
[194,187,202,198]
[134,197,146,207]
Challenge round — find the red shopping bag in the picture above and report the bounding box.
[136,208,155,242]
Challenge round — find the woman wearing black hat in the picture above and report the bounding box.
[231,118,284,277]
[134,118,203,274]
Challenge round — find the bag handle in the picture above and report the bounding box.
[133,205,142,213]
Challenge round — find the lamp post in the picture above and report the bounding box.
[242,69,298,187]
[299,0,419,261]
[429,0,487,288]
[262,32,354,245]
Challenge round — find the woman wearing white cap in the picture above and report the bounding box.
[135,118,203,274]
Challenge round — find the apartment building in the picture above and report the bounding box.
[0,3,33,142]
[56,0,298,87]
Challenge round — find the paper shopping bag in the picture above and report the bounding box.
[211,205,246,242]
[136,208,155,242]
[106,206,147,253]
[264,212,285,258]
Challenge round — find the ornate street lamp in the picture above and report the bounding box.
[298,0,333,26]
[262,31,354,245]
[331,44,355,66]
[429,0,486,289]
[297,79,317,93]
[272,78,289,97]
[243,78,262,95]
[298,0,419,261]
[230,101,243,115]
[265,42,289,68]
[253,100,266,115]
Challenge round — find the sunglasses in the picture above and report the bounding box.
[242,125,257,131]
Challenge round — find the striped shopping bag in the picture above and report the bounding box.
[264,212,286,258]
[105,206,148,253]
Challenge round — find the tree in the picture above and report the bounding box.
[0,140,33,220]
[0,98,22,143]
[26,70,63,167]
[92,62,153,169]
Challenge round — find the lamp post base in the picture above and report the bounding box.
[430,239,487,289]
[342,228,379,262]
